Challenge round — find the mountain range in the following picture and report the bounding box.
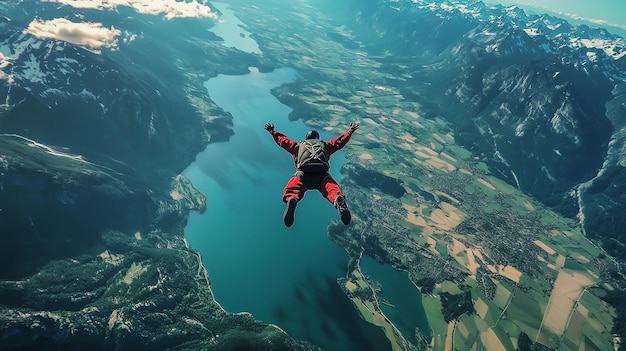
[342,0,626,258]
[1,0,626,349]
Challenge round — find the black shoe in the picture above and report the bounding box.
[283,198,298,227]
[334,195,351,225]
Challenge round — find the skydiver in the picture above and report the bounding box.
[264,122,359,227]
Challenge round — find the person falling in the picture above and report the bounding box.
[264,122,359,227]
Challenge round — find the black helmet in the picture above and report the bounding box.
[306,130,319,139]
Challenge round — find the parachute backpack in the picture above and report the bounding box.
[297,139,330,172]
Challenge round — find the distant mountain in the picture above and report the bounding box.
[343,0,626,258]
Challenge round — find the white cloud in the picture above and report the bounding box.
[0,52,8,69]
[560,12,626,32]
[42,0,218,20]
[0,52,13,83]
[24,18,121,52]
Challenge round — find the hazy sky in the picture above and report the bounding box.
[487,0,626,35]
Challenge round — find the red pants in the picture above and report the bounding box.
[282,172,343,204]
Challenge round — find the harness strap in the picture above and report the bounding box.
[297,139,329,170]
[302,141,326,162]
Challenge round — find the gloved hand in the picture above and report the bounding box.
[349,121,359,132]
[264,123,275,131]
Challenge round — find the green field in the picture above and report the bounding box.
[231,1,620,349]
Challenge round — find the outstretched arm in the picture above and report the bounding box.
[326,122,359,155]
[265,123,299,155]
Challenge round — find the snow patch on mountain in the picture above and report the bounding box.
[571,37,626,60]
[55,57,82,76]
[3,36,40,61]
[20,54,47,84]
[523,28,539,37]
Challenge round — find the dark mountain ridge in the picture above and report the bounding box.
[340,0,626,257]
[0,2,315,350]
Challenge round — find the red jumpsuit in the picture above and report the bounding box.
[269,129,355,204]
